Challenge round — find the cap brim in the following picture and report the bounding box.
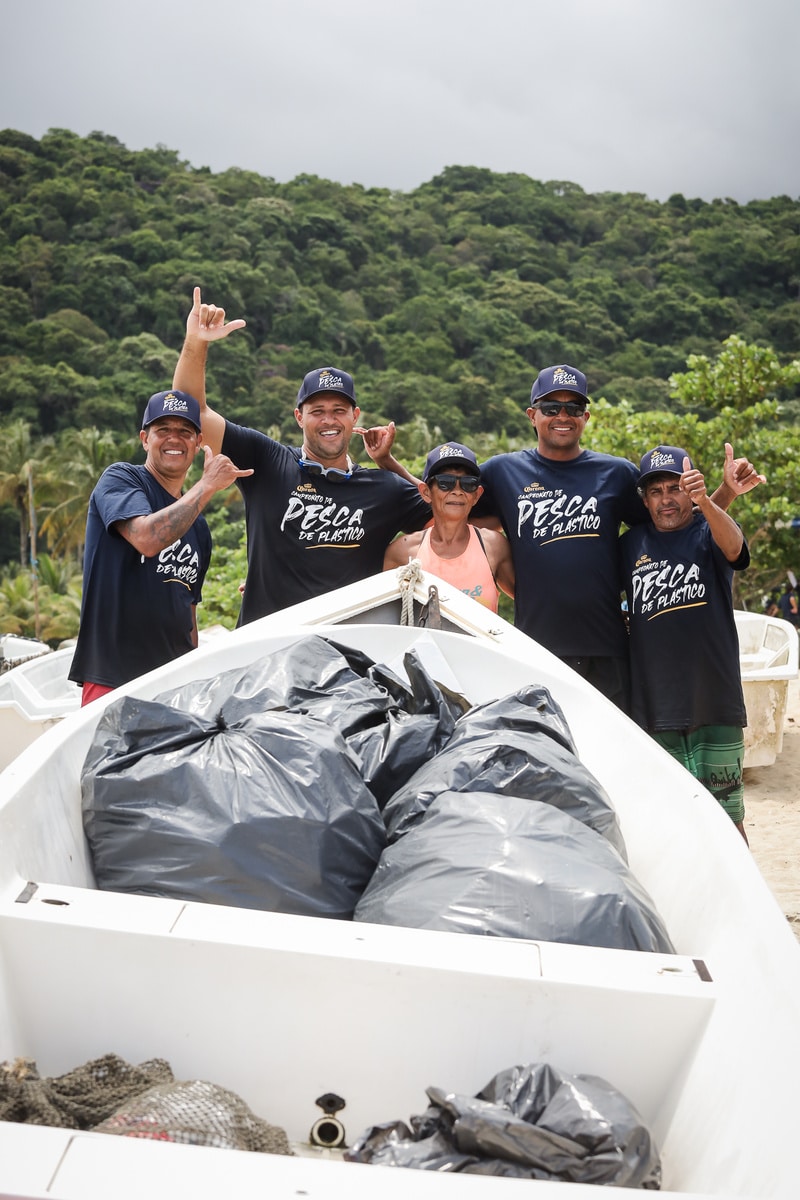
[298,392,356,407]
[425,463,481,481]
[639,469,683,485]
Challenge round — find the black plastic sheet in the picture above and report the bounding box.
[355,791,674,952]
[346,1061,661,1188]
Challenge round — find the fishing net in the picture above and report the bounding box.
[0,1054,174,1128]
[0,1054,291,1154]
[92,1078,292,1153]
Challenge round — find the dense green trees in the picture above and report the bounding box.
[1,128,799,638]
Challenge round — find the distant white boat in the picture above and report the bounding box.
[0,632,51,671]
[0,627,229,772]
[0,570,798,1198]
[0,645,80,771]
[735,610,799,767]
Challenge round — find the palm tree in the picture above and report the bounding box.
[0,420,52,566]
[39,427,138,560]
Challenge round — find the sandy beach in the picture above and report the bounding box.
[745,677,800,931]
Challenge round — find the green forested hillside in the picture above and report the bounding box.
[1,126,799,634]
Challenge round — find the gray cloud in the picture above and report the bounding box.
[1,0,798,200]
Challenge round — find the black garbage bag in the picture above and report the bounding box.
[346,1061,661,1188]
[158,636,459,807]
[345,649,459,806]
[382,685,626,858]
[82,695,385,918]
[355,791,673,952]
[161,636,396,732]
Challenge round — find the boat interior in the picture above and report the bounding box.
[0,575,797,1198]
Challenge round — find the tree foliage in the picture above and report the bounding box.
[1,128,799,634]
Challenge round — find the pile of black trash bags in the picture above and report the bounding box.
[346,1061,661,1188]
[82,634,674,954]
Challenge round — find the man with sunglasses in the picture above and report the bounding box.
[382,443,514,612]
[172,289,430,624]
[474,364,764,712]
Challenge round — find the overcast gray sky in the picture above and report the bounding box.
[2,0,798,202]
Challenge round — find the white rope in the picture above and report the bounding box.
[397,559,424,626]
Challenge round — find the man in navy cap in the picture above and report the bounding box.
[620,446,750,841]
[383,442,514,613]
[172,288,430,624]
[474,364,763,712]
[68,389,251,703]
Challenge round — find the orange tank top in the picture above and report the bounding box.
[414,525,499,612]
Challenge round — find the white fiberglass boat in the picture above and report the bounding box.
[0,570,798,1199]
[0,645,81,771]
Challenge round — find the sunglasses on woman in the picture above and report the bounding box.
[429,473,480,493]
[534,401,587,417]
[298,457,353,481]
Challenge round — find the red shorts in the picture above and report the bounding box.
[81,682,114,706]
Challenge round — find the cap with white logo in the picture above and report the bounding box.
[296,367,356,408]
[141,390,201,432]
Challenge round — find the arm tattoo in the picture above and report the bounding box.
[123,493,205,555]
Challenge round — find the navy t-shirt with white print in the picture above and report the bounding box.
[222,422,430,624]
[620,510,749,731]
[69,463,210,688]
[478,448,643,657]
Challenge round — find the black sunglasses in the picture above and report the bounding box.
[429,473,480,493]
[298,457,352,482]
[535,401,586,417]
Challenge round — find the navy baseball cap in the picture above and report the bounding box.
[423,442,481,482]
[638,445,693,485]
[296,367,357,408]
[530,364,589,406]
[141,390,201,432]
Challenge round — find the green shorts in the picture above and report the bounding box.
[651,725,745,824]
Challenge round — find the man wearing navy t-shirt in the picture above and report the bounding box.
[172,289,430,625]
[69,390,251,704]
[478,365,641,710]
[620,446,750,842]
[476,365,764,713]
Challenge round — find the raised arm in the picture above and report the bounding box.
[117,446,253,558]
[681,458,744,563]
[355,423,421,486]
[173,286,246,456]
[710,442,766,510]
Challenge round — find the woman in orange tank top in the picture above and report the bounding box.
[382,442,514,613]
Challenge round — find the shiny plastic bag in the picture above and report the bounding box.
[160,635,458,807]
[355,791,673,953]
[382,685,625,857]
[82,698,385,918]
[346,1061,661,1188]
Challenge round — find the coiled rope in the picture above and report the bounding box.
[397,559,425,626]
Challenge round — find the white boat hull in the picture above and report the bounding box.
[1,572,798,1199]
